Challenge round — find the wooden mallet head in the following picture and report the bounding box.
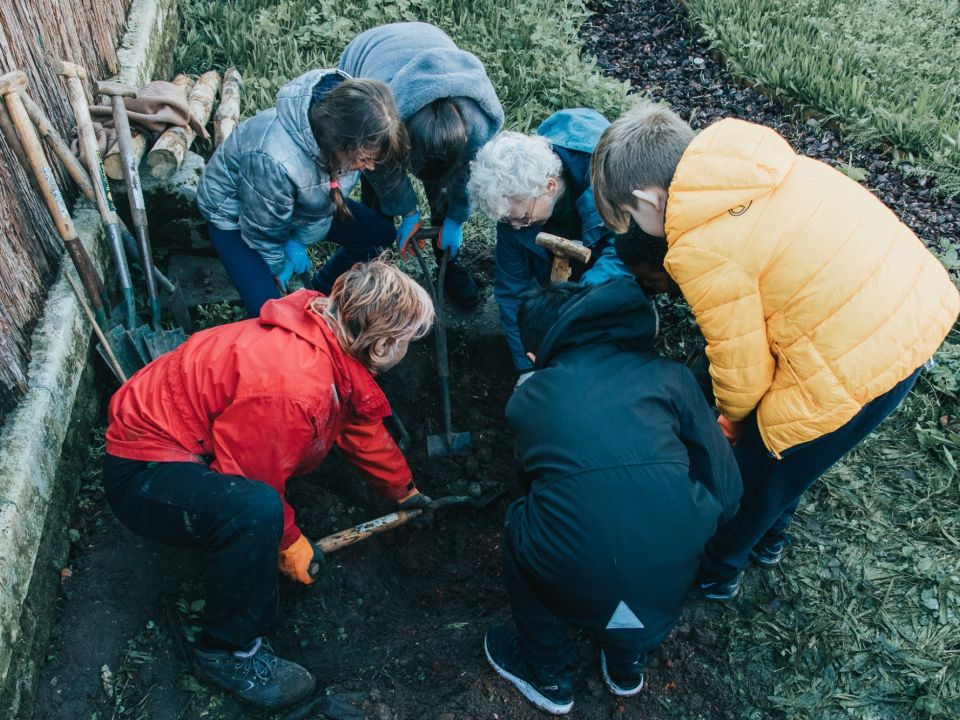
[535,232,592,282]
[0,71,28,97]
[95,81,137,100]
[55,61,87,80]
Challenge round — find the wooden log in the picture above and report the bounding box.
[214,67,242,147]
[105,74,193,179]
[147,70,219,179]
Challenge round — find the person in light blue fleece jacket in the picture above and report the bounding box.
[339,22,505,309]
[197,69,408,315]
[468,108,634,372]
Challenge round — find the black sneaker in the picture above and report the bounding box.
[194,637,315,710]
[441,257,480,309]
[698,572,742,602]
[483,625,574,715]
[750,539,786,568]
[600,650,645,697]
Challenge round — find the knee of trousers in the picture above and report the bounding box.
[217,478,284,545]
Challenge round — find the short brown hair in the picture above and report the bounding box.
[311,253,434,373]
[591,102,696,232]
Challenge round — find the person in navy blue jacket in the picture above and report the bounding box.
[483,279,742,715]
[468,109,634,372]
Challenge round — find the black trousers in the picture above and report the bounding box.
[102,455,284,647]
[501,515,649,680]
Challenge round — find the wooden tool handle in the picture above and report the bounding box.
[315,509,423,554]
[54,61,86,80]
[0,70,27,95]
[95,80,137,98]
[21,91,95,200]
[535,232,592,263]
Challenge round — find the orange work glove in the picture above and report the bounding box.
[717,415,745,445]
[278,534,324,585]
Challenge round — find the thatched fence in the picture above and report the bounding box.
[0,0,132,420]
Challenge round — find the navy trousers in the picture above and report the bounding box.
[209,197,395,316]
[102,455,284,647]
[700,367,921,582]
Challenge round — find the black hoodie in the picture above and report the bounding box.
[505,279,741,645]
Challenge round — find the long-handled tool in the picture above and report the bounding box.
[0,70,126,380]
[97,80,186,358]
[18,87,192,332]
[310,489,504,567]
[410,227,473,458]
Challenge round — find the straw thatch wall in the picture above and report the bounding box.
[0,0,132,419]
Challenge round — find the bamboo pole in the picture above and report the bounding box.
[148,70,219,179]
[214,67,241,147]
[105,73,195,180]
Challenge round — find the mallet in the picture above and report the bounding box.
[535,231,592,282]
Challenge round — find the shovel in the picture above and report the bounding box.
[410,227,473,458]
[310,488,505,566]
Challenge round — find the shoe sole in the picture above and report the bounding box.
[750,551,783,568]
[484,636,574,715]
[699,581,741,603]
[600,651,644,698]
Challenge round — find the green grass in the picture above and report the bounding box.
[685,0,960,196]
[175,0,631,130]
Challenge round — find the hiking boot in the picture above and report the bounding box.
[600,650,645,697]
[441,257,479,309]
[483,624,574,715]
[750,539,786,568]
[698,572,742,602]
[194,637,315,710]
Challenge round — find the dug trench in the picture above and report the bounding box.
[30,270,741,719]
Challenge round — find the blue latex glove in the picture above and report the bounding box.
[438,218,463,257]
[275,240,312,291]
[396,210,422,258]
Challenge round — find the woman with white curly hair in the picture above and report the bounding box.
[468,109,632,373]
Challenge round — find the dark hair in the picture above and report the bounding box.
[407,98,467,182]
[615,223,669,270]
[309,78,409,220]
[517,282,586,357]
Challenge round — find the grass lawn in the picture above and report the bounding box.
[175,1,960,717]
[685,0,960,196]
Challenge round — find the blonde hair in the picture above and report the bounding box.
[591,101,696,232]
[311,253,434,373]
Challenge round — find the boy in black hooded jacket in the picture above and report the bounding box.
[484,279,741,715]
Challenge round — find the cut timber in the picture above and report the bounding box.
[105,73,194,180]
[214,67,241,147]
[147,70,219,179]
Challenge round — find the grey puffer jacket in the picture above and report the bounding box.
[339,22,504,221]
[196,69,359,274]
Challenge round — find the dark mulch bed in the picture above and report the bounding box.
[583,0,960,258]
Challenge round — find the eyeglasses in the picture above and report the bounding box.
[503,195,541,229]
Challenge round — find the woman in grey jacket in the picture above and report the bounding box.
[339,22,505,308]
[197,69,408,315]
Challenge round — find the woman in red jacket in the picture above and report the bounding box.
[103,256,434,710]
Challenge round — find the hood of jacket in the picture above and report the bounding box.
[338,22,503,124]
[275,68,349,162]
[258,290,391,420]
[666,118,796,239]
[535,278,657,369]
[537,108,609,154]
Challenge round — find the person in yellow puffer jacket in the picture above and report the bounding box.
[590,102,959,601]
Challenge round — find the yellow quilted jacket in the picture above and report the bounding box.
[664,119,959,456]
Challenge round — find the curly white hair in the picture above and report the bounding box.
[468,131,562,220]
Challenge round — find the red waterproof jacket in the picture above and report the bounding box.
[105,290,413,549]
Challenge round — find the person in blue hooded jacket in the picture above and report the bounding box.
[339,22,505,309]
[197,69,408,315]
[484,280,742,715]
[468,108,634,372]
